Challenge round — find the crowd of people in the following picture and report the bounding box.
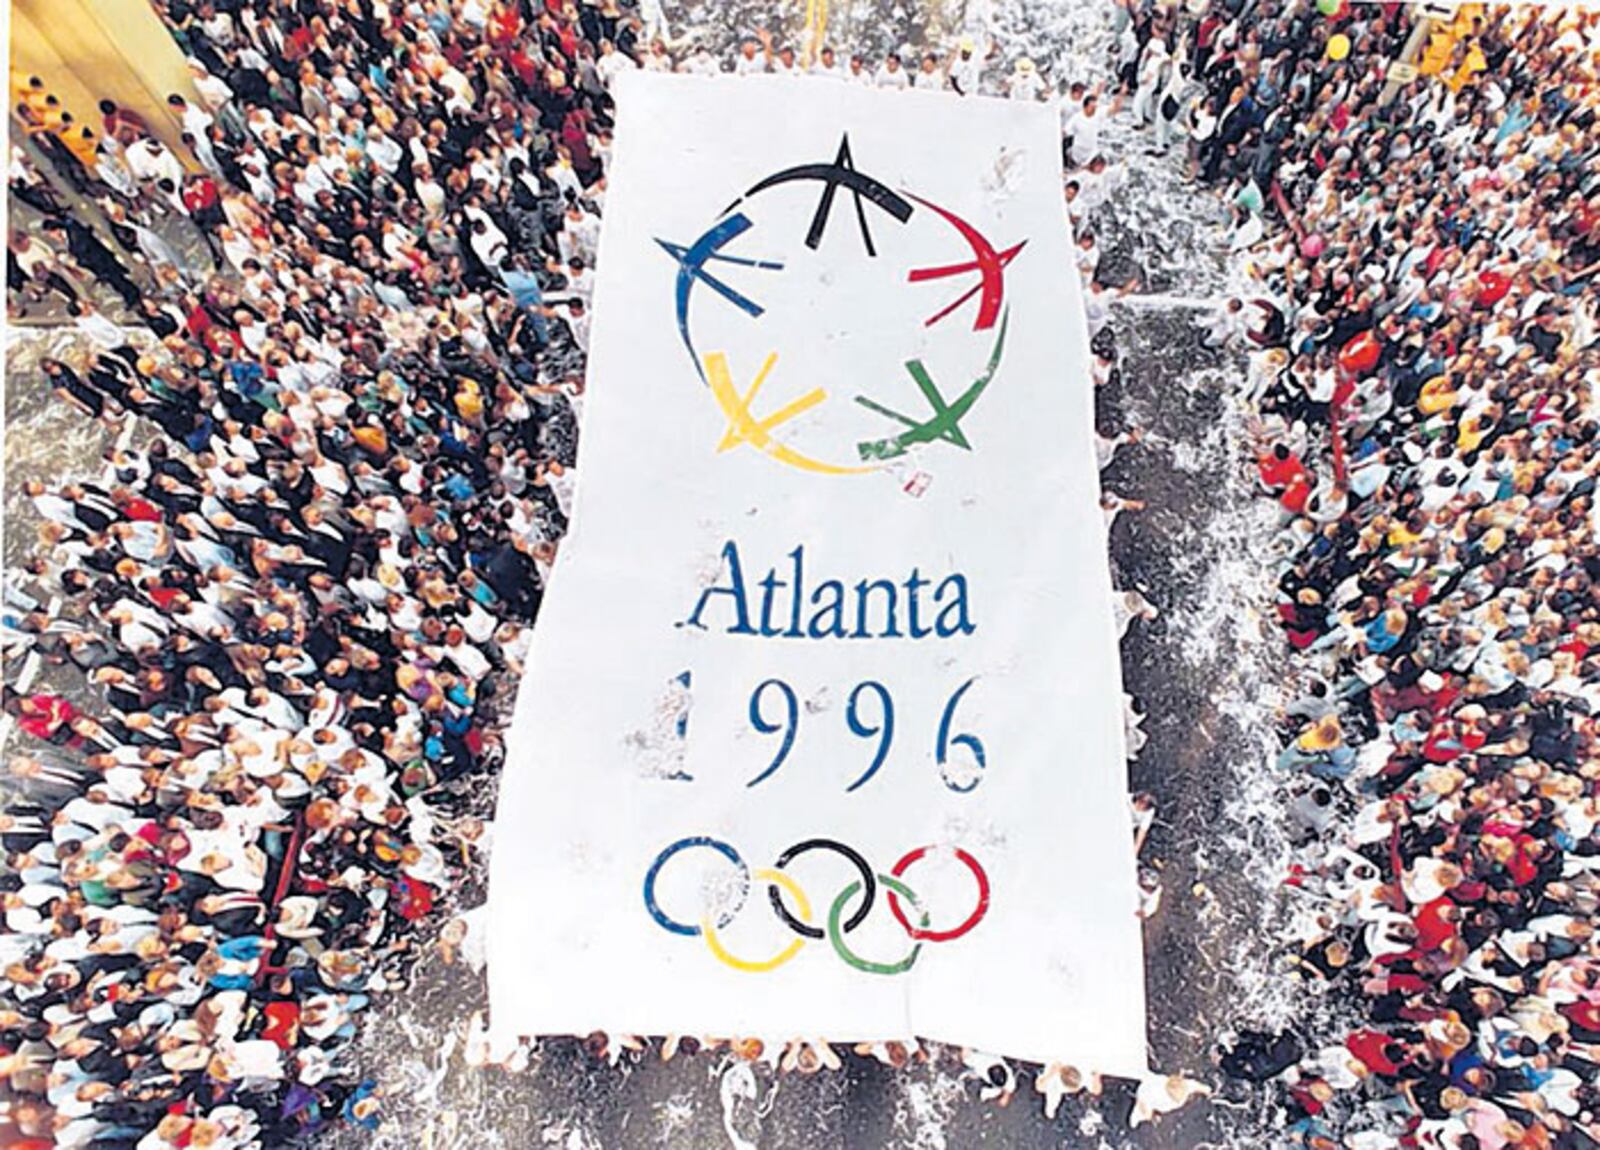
[2,0,1597,1146]
[1100,0,1600,1145]
[4,0,626,1144]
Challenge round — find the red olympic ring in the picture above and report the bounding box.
[887,846,990,942]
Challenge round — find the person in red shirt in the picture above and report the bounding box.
[1258,443,1315,514]
[1476,267,1513,308]
[509,46,541,93]
[116,493,163,522]
[561,104,597,181]
[98,99,150,145]
[1412,897,1460,954]
[184,295,214,343]
[285,24,314,62]
[487,0,522,49]
[144,583,185,612]
[260,1002,301,1049]
[8,693,80,747]
[1345,1029,1403,1077]
[179,173,226,268]
[1259,443,1307,491]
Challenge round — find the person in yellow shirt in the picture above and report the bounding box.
[1417,374,1458,415]
[1448,41,1487,93]
[11,74,54,125]
[352,423,389,456]
[453,377,485,427]
[1457,407,1497,455]
[16,99,100,195]
[59,121,101,169]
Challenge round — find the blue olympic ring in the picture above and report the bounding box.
[642,835,751,937]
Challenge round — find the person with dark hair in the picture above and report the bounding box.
[177,171,226,267]
[98,99,151,144]
[38,216,141,308]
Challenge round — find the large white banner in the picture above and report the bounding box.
[488,73,1147,1076]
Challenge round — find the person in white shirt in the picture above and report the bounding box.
[1132,38,1170,127]
[1075,230,1101,283]
[438,627,492,680]
[547,256,594,303]
[875,53,910,90]
[680,46,721,76]
[847,54,872,84]
[467,148,503,191]
[772,46,801,76]
[620,0,661,39]
[188,62,235,125]
[1006,57,1044,101]
[1154,64,1190,154]
[541,298,591,354]
[545,147,584,202]
[810,46,845,79]
[1075,153,1124,214]
[912,52,947,91]
[126,136,185,193]
[414,164,447,218]
[1063,92,1104,167]
[538,460,578,520]
[72,301,126,352]
[167,94,215,154]
[200,7,238,48]
[466,210,509,270]
[596,40,638,87]
[366,127,403,176]
[189,64,235,117]
[950,39,987,96]
[234,311,271,356]
[734,34,772,75]
[642,39,674,72]
[557,203,601,265]
[25,481,86,532]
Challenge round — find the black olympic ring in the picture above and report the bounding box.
[643,837,990,974]
[767,837,876,940]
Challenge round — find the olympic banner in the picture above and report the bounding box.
[488,73,1148,1076]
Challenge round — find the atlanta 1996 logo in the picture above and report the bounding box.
[655,133,1027,477]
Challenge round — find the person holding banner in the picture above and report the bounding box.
[734,33,772,75]
[875,52,912,90]
[950,38,989,97]
[811,46,846,80]
[913,52,948,91]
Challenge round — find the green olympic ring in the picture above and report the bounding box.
[827,874,927,976]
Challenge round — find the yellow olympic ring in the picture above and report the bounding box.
[702,868,811,973]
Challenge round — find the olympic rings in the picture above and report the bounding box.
[643,838,990,973]
[888,846,990,942]
[768,838,875,940]
[642,836,749,937]
[705,869,810,973]
[828,875,925,975]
